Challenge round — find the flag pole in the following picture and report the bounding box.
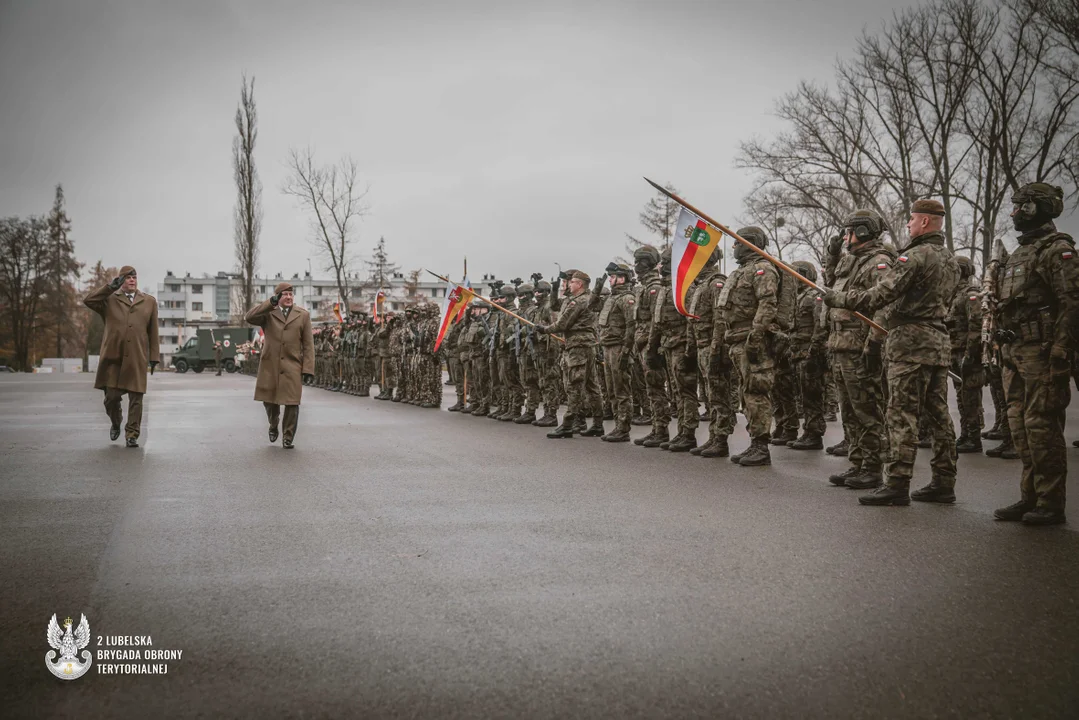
[424,269,566,344]
[643,177,884,334]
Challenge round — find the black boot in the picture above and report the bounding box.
[993,499,1037,521]
[533,413,558,428]
[1021,508,1066,526]
[110,422,121,441]
[513,410,536,424]
[738,439,771,466]
[669,432,698,452]
[828,466,860,487]
[631,413,651,426]
[986,438,1017,458]
[460,405,474,414]
[547,414,576,439]
[602,427,631,443]
[700,435,729,458]
[660,432,682,450]
[126,437,139,448]
[982,418,1003,440]
[858,484,910,506]
[770,429,797,446]
[634,430,658,447]
[447,402,464,413]
[581,418,606,437]
[955,435,982,453]
[845,469,883,490]
[911,483,956,503]
[602,404,614,421]
[787,433,823,450]
[826,439,849,456]
[642,430,669,448]
[690,437,715,456]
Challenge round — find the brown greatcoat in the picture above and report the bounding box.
[83,283,160,394]
[245,299,315,405]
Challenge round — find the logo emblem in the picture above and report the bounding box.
[684,220,710,247]
[46,614,92,680]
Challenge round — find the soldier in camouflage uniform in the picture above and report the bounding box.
[631,246,671,448]
[991,183,1078,526]
[388,314,406,402]
[787,261,827,450]
[948,256,984,452]
[690,250,735,458]
[769,269,800,447]
[719,227,780,466]
[463,300,492,415]
[823,211,895,488]
[982,247,1020,459]
[591,263,637,442]
[826,198,960,507]
[513,283,543,424]
[491,286,523,421]
[375,315,395,400]
[531,280,561,427]
[445,310,466,411]
[646,246,699,451]
[355,313,372,396]
[536,270,601,438]
[594,282,614,421]
[485,282,505,418]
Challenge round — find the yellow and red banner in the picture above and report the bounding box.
[332,302,344,324]
[671,206,721,317]
[373,289,386,324]
[434,282,474,351]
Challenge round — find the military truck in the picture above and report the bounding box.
[171,327,254,374]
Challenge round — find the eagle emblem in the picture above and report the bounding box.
[46,614,92,680]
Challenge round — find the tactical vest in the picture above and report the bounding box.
[718,258,775,339]
[827,243,896,352]
[998,231,1076,341]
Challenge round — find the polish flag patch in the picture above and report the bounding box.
[756,269,765,275]
[1063,251,1074,259]
[876,263,888,269]
[649,289,657,294]
[898,256,909,263]
[969,295,978,301]
[715,282,724,288]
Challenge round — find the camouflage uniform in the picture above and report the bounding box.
[830,210,959,506]
[694,263,735,457]
[494,287,524,420]
[539,274,600,437]
[981,249,1017,456]
[464,302,493,415]
[947,257,984,451]
[532,281,560,426]
[592,268,636,441]
[788,262,827,449]
[630,246,670,447]
[375,318,395,400]
[515,285,543,423]
[770,282,800,446]
[824,219,894,487]
[720,228,780,466]
[992,183,1079,525]
[445,317,466,411]
[389,317,406,402]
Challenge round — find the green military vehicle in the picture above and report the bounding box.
[171,327,254,374]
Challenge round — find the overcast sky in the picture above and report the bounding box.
[2,0,904,293]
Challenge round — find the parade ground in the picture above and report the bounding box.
[2,372,1077,718]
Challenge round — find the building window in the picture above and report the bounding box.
[192,302,203,311]
[192,284,203,294]
[167,284,181,292]
[164,300,185,309]
[259,286,266,294]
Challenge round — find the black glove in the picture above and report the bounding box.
[149,360,158,375]
[551,279,562,298]
[270,293,281,307]
[828,234,844,256]
[109,276,124,290]
[303,373,314,384]
[593,275,607,294]
[533,324,547,335]
[865,339,883,375]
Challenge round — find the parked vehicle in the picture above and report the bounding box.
[171,327,254,374]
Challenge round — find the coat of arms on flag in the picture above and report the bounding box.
[434,282,475,351]
[671,206,721,317]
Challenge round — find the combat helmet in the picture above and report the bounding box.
[842,210,885,241]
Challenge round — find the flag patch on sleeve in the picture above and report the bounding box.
[756,269,765,275]
[898,256,908,263]
[1063,251,1074,259]
[877,263,887,269]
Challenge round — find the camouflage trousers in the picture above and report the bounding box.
[629,351,648,415]
[561,345,602,421]
[730,341,774,441]
[883,361,956,490]
[951,353,984,438]
[697,345,735,440]
[602,345,633,432]
[379,355,396,393]
[497,352,523,414]
[833,351,886,472]
[448,356,464,404]
[1001,343,1071,511]
[663,344,699,433]
[417,353,441,406]
[519,353,542,413]
[467,353,490,411]
[536,353,560,416]
[986,360,1010,437]
[824,367,839,416]
[793,349,827,437]
[640,350,671,434]
[771,351,799,436]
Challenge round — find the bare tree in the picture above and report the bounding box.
[626,181,681,253]
[82,260,118,359]
[233,74,262,318]
[0,216,50,370]
[283,148,368,304]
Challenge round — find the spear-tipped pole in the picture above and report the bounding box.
[425,269,565,343]
[643,177,885,334]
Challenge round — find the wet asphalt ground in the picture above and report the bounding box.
[1,372,1077,719]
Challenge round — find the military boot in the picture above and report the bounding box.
[421,402,438,409]
[917,436,932,448]
[391,394,403,403]
[985,438,1017,458]
[471,406,489,417]
[602,404,614,421]
[690,437,715,456]
[911,482,956,504]
[574,416,588,434]
[858,484,911,506]
[955,435,982,453]
[447,402,464,412]
[602,427,631,443]
[826,439,848,456]
[641,430,669,448]
[982,418,1003,440]
[700,435,730,458]
[669,432,697,452]
[634,430,658,447]
[1021,508,1066,526]
[770,429,798,446]
[581,417,606,437]
[828,466,860,486]
[660,433,680,450]
[498,407,519,422]
[513,410,537,424]
[533,413,558,428]
[487,405,503,419]
[845,468,883,490]
[738,439,771,466]
[788,433,823,450]
[993,499,1037,521]
[631,412,651,426]
[546,414,576,439]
